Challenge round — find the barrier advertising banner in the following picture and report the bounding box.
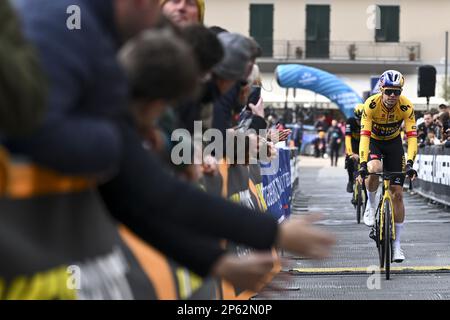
[414,146,450,205]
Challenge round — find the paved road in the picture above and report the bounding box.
[256,156,450,300]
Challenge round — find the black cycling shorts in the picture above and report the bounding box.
[368,135,406,186]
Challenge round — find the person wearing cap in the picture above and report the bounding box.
[211,32,252,137]
[160,0,205,26]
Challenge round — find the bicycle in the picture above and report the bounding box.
[348,157,366,224]
[353,176,367,224]
[366,171,413,280]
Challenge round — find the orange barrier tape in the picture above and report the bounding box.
[0,147,93,199]
[119,226,178,300]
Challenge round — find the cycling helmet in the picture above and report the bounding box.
[354,104,364,119]
[379,70,405,88]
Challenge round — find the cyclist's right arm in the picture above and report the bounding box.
[359,103,373,163]
[345,123,353,155]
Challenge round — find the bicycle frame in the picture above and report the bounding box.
[378,178,396,242]
[365,167,411,278]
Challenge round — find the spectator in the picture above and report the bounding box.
[439,111,450,135]
[120,29,283,290]
[433,113,444,141]
[291,119,304,153]
[0,0,47,136]
[160,0,205,26]
[445,128,450,148]
[120,29,199,138]
[418,112,438,147]
[211,32,253,135]
[425,131,441,146]
[327,120,344,166]
[6,0,162,175]
[173,25,225,134]
[314,114,329,133]
[314,131,327,158]
[439,112,450,132]
[438,103,448,114]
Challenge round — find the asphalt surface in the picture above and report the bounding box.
[256,156,450,300]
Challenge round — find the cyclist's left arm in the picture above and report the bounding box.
[403,99,418,163]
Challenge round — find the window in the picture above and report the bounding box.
[250,4,274,57]
[375,6,400,42]
[305,5,330,58]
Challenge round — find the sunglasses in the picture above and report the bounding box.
[383,88,402,96]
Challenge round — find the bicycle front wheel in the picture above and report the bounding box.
[377,204,384,268]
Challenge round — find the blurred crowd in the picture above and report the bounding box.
[415,104,450,148]
[290,103,450,165]
[0,0,336,299]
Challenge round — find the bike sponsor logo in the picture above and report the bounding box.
[400,105,410,112]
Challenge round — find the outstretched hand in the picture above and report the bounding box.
[212,252,278,292]
[277,214,336,259]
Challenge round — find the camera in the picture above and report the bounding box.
[247,85,261,106]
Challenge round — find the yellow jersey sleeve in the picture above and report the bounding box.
[345,135,353,155]
[401,97,418,163]
[359,101,374,163]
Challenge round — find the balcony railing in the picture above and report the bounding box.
[261,40,421,62]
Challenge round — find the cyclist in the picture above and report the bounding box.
[357,70,418,263]
[345,104,364,193]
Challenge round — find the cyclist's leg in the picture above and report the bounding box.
[366,139,382,204]
[351,139,360,181]
[345,155,354,178]
[384,136,406,223]
[345,154,355,193]
[384,136,406,261]
[363,139,382,226]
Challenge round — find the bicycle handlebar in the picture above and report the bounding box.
[364,172,414,191]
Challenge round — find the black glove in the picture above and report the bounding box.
[405,160,417,179]
[358,162,368,179]
[345,155,351,169]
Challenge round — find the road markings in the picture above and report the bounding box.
[291,266,450,274]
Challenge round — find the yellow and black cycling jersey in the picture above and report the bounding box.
[359,93,417,163]
[345,117,360,155]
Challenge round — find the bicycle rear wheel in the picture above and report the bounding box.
[383,199,392,280]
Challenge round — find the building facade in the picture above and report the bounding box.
[205,0,449,109]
